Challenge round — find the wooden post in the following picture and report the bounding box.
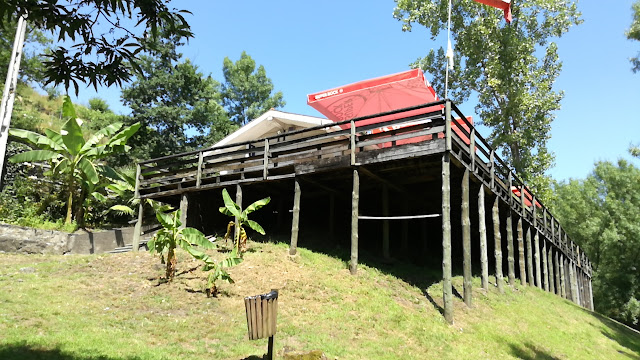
[401,197,409,256]
[588,276,594,311]
[506,209,516,286]
[235,184,243,243]
[559,255,566,299]
[489,150,495,190]
[526,228,534,286]
[132,202,143,252]
[493,196,504,293]
[350,120,356,165]
[548,246,555,294]
[290,179,301,256]
[555,251,562,297]
[517,216,527,286]
[442,152,453,324]
[478,185,488,291]
[263,138,269,179]
[462,169,472,307]
[533,198,541,289]
[542,237,549,292]
[470,129,476,172]
[350,169,359,275]
[196,151,203,188]
[382,184,390,260]
[179,193,189,229]
[568,261,577,304]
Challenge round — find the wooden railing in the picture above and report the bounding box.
[135,99,591,277]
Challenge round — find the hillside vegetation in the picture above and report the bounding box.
[0,241,638,360]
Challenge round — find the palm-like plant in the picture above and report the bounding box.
[9,96,140,225]
[219,188,270,253]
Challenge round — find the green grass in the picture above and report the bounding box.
[0,241,638,359]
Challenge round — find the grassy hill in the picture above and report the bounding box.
[0,241,638,360]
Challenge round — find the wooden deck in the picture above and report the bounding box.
[134,99,594,321]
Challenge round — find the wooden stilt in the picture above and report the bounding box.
[289,179,300,256]
[382,184,390,260]
[526,227,534,287]
[534,233,541,289]
[517,216,527,286]
[506,210,515,286]
[180,193,189,229]
[478,185,488,291]
[588,277,594,311]
[132,202,143,252]
[555,251,562,297]
[492,196,504,293]
[462,169,472,307]
[560,255,566,299]
[442,151,453,324]
[350,169,359,275]
[542,237,549,291]
[235,184,243,242]
[568,261,577,304]
[548,246,555,294]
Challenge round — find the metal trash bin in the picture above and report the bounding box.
[244,289,278,359]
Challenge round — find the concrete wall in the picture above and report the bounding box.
[0,223,137,255]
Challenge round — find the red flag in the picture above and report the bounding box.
[473,0,512,23]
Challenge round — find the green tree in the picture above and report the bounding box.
[628,0,640,72]
[221,51,285,125]
[1,20,50,85]
[1,0,192,93]
[121,35,231,160]
[8,96,140,225]
[394,1,582,201]
[553,159,640,328]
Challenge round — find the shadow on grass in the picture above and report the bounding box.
[0,343,144,360]
[579,308,640,360]
[507,342,560,360]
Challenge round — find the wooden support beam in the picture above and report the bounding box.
[526,227,534,286]
[263,138,269,179]
[442,151,453,324]
[290,179,301,256]
[588,277,594,311]
[179,193,189,229]
[534,232,541,289]
[350,120,356,165]
[555,251,562,297]
[382,184,390,260]
[548,246,555,294]
[479,185,489,291]
[489,150,495,190]
[462,168,472,307]
[506,209,516,286]
[560,255,567,299]
[196,151,203,188]
[470,129,476,172]
[542,237,549,292]
[492,196,504,294]
[350,169,359,275]
[132,202,143,252]
[235,184,242,243]
[568,261,578,304]
[359,167,404,193]
[517,216,527,286]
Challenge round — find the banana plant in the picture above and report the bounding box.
[9,96,140,225]
[219,188,270,253]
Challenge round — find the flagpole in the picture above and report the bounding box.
[445,0,453,99]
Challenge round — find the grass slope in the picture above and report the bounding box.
[0,241,638,360]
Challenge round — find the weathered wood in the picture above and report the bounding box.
[526,227,534,286]
[445,100,452,151]
[132,202,143,252]
[251,297,259,340]
[506,209,516,286]
[548,246,555,294]
[568,261,577,304]
[492,196,505,294]
[350,169,359,275]
[560,255,567,299]
[134,163,141,199]
[350,120,356,165]
[263,138,269,179]
[244,297,252,338]
[517,216,527,286]
[542,237,549,291]
[179,193,189,229]
[442,152,453,324]
[534,232,541,289]
[489,150,495,190]
[470,129,476,171]
[289,178,301,256]
[555,251,562,297]
[382,184,390,260]
[588,277,594,311]
[235,184,242,243]
[196,151,203,188]
[478,185,489,291]
[462,168,472,307]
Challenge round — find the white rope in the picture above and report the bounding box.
[444,0,453,99]
[359,214,441,220]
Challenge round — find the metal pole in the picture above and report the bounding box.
[0,14,28,187]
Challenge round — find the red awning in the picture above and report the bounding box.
[307,69,443,128]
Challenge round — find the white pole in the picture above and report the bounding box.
[0,14,28,187]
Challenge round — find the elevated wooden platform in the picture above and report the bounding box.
[134,100,594,323]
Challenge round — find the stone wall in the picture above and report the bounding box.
[0,223,137,255]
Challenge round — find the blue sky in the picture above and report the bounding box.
[68,0,640,182]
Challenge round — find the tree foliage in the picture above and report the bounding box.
[121,35,232,160]
[8,96,140,225]
[1,0,192,93]
[394,0,582,201]
[628,0,640,72]
[553,159,640,328]
[222,51,285,125]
